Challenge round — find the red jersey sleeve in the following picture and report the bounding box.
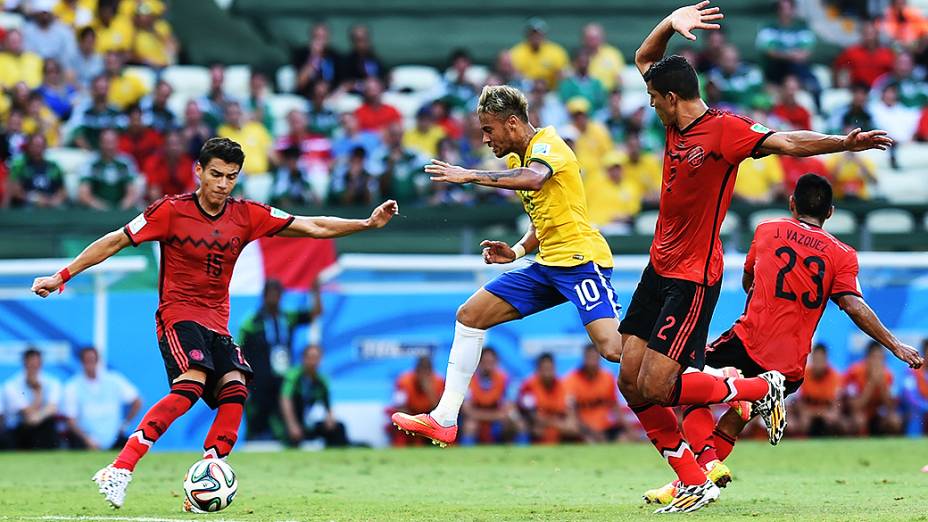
[123,197,172,245]
[830,247,862,301]
[720,113,775,165]
[246,202,296,242]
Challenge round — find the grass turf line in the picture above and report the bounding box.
[0,438,925,521]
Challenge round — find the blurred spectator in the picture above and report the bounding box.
[330,146,376,205]
[832,20,895,89]
[917,107,928,141]
[828,83,875,134]
[881,0,928,49]
[492,50,529,91]
[780,155,829,194]
[430,99,462,141]
[217,101,275,176]
[24,91,61,147]
[705,45,768,110]
[244,71,274,132]
[62,346,141,450]
[331,112,382,164]
[756,0,821,113]
[871,52,928,109]
[130,0,177,68]
[55,0,95,28]
[71,26,104,90]
[618,132,661,202]
[429,137,474,205]
[118,104,164,169]
[78,128,140,210]
[272,146,316,206]
[240,279,321,440]
[378,123,428,204]
[5,110,27,155]
[696,28,727,73]
[354,77,401,133]
[580,23,624,92]
[8,133,67,208]
[559,48,607,114]
[391,356,444,446]
[139,79,176,133]
[517,353,578,444]
[600,89,629,143]
[564,345,628,442]
[2,348,61,449]
[845,342,902,435]
[794,343,844,437]
[565,97,612,179]
[275,108,332,196]
[770,75,812,130]
[869,83,920,147]
[510,18,569,89]
[198,63,230,128]
[0,29,43,89]
[340,24,385,90]
[461,347,526,445]
[901,339,928,436]
[307,81,339,137]
[586,151,642,228]
[37,59,78,121]
[293,22,341,98]
[825,148,877,200]
[526,79,566,129]
[91,0,134,54]
[733,154,785,204]
[180,100,211,158]
[103,50,148,110]
[142,129,195,202]
[23,0,78,75]
[403,106,445,158]
[69,75,124,150]
[279,345,349,447]
[441,48,478,112]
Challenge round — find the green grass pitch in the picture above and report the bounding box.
[0,438,925,521]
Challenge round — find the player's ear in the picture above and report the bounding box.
[826,205,834,220]
[194,161,203,181]
[788,195,796,215]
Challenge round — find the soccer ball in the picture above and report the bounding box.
[183,459,238,513]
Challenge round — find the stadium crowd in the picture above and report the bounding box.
[0,0,926,227]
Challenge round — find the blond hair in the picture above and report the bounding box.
[476,85,529,123]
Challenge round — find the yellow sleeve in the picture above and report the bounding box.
[525,139,567,175]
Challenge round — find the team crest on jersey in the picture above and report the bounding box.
[128,213,147,234]
[686,146,706,168]
[750,123,770,134]
[531,143,551,156]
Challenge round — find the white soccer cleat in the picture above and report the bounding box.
[654,479,720,513]
[92,464,133,509]
[754,370,787,446]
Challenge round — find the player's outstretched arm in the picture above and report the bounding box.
[757,128,894,158]
[31,229,132,297]
[837,294,924,369]
[426,159,551,191]
[277,200,399,239]
[480,224,539,264]
[636,1,723,74]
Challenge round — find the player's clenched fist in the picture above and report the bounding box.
[31,274,63,298]
[480,240,516,264]
[367,200,399,229]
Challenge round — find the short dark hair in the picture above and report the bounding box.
[584,343,598,354]
[642,55,700,100]
[198,137,245,169]
[536,352,554,366]
[812,342,828,354]
[23,347,41,362]
[793,173,833,221]
[79,346,98,359]
[867,341,882,355]
[482,346,498,358]
[78,26,96,40]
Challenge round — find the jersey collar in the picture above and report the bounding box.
[678,109,711,135]
[193,192,228,221]
[797,218,823,229]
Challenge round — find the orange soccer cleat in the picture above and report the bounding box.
[391,412,457,447]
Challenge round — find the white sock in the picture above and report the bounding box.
[430,321,486,427]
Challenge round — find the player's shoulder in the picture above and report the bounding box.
[144,192,194,216]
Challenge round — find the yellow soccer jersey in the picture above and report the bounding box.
[507,126,613,268]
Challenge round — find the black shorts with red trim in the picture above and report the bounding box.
[706,329,802,396]
[158,320,253,409]
[618,263,721,369]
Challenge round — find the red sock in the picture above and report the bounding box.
[670,372,770,405]
[203,381,248,459]
[713,427,737,461]
[682,405,719,468]
[631,402,706,486]
[114,380,204,471]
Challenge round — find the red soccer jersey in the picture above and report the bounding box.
[832,46,895,87]
[123,194,295,337]
[733,218,862,380]
[651,109,774,285]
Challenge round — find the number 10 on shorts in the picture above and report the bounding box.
[574,279,601,307]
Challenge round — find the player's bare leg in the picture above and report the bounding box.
[392,289,520,446]
[585,318,622,362]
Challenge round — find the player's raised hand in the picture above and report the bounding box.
[670,1,724,41]
[368,200,399,229]
[842,128,894,152]
[889,343,924,369]
[480,240,516,264]
[31,274,63,298]
[425,159,474,184]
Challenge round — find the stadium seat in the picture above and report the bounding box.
[795,90,816,117]
[383,91,427,119]
[896,143,928,170]
[811,64,832,91]
[328,92,363,114]
[865,208,915,234]
[124,66,156,93]
[749,209,792,230]
[719,212,741,236]
[877,168,928,204]
[224,65,252,100]
[634,210,660,235]
[276,65,296,93]
[824,208,857,235]
[267,94,308,135]
[821,88,851,117]
[390,65,442,94]
[167,93,189,124]
[46,147,95,200]
[621,64,646,92]
[0,12,23,30]
[621,91,649,113]
[162,65,212,99]
[464,65,490,87]
[242,173,274,203]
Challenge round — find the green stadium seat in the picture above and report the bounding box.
[821,88,851,119]
[823,208,857,235]
[897,143,928,170]
[243,173,274,203]
[812,64,832,91]
[865,208,915,234]
[266,94,308,135]
[162,65,212,98]
[224,65,252,100]
[46,147,95,200]
[634,210,659,235]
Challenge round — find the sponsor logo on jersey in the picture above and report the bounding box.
[750,123,770,134]
[128,213,147,234]
[531,143,551,156]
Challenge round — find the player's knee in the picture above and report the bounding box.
[595,339,622,363]
[617,367,639,399]
[637,375,673,406]
[455,303,483,329]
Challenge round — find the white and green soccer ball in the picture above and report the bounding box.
[183,459,238,513]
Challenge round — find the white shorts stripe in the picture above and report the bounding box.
[592,264,621,320]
